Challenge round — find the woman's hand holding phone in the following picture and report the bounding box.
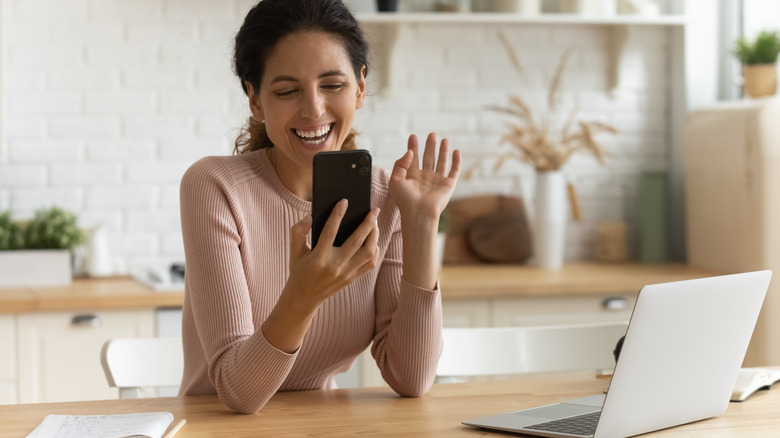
[262,198,379,355]
[287,200,380,307]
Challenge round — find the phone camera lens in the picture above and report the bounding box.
[358,156,369,166]
[358,166,369,176]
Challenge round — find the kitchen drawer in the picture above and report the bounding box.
[17,310,154,404]
[442,300,491,328]
[0,382,17,405]
[491,295,635,327]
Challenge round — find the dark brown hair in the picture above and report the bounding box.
[232,0,369,154]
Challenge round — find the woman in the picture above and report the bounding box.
[178,0,461,414]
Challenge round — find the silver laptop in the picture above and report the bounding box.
[463,270,772,438]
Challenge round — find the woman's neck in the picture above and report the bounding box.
[266,147,313,201]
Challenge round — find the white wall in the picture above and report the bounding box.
[743,0,780,38]
[0,0,674,272]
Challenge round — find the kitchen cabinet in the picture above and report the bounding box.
[16,310,154,404]
[0,315,16,405]
[0,278,181,405]
[358,293,633,388]
[357,263,716,388]
[0,264,715,397]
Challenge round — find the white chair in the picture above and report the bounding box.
[436,322,628,383]
[101,337,184,399]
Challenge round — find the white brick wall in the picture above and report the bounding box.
[0,0,673,271]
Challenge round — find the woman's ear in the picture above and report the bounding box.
[245,81,265,122]
[355,66,367,109]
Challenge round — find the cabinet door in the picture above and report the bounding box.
[17,310,154,403]
[0,315,17,404]
[491,295,635,327]
[442,300,491,327]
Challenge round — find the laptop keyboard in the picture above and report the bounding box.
[524,411,600,437]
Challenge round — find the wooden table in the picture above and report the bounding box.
[3,372,777,437]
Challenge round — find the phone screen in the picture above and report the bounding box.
[312,149,372,247]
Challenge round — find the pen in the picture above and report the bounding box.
[163,418,186,438]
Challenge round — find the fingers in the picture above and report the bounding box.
[397,132,461,181]
[422,132,437,171]
[354,224,380,277]
[290,215,312,259]
[435,138,449,174]
[407,134,420,169]
[448,148,462,180]
[341,207,380,253]
[391,149,413,181]
[318,198,348,248]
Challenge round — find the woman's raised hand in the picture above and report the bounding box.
[389,133,461,222]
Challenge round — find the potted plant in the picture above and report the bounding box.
[0,207,85,287]
[734,30,780,98]
[465,31,617,269]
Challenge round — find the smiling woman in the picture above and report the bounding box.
[177,0,461,415]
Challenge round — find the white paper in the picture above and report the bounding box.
[27,412,174,438]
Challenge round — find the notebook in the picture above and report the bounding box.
[26,412,174,438]
[463,270,772,438]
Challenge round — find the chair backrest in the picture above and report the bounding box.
[101,337,183,399]
[436,322,628,381]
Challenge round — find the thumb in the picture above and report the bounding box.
[391,149,413,181]
[290,215,312,260]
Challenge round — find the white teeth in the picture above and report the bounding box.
[295,124,331,139]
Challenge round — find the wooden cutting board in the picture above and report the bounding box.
[443,194,533,264]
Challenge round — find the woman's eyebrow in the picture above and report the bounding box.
[319,70,348,79]
[270,70,348,85]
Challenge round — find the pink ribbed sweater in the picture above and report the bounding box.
[178,150,443,414]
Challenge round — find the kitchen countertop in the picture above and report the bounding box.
[0,262,722,313]
[0,277,184,313]
[438,262,723,299]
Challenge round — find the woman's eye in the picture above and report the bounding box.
[275,89,297,97]
[322,83,345,92]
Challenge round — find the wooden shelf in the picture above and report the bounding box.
[357,12,687,26]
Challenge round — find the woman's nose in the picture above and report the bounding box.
[300,90,326,120]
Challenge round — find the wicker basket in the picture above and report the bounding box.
[742,64,778,98]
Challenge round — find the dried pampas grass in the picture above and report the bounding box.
[465,31,617,177]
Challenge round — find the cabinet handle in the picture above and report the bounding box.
[71,314,101,328]
[602,297,629,311]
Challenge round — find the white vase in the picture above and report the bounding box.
[86,223,113,277]
[533,171,567,269]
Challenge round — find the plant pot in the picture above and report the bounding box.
[0,249,73,287]
[376,0,398,12]
[533,171,567,269]
[742,64,778,98]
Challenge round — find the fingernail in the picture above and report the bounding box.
[340,198,348,207]
[371,207,380,217]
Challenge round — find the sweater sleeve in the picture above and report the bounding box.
[370,212,443,396]
[180,158,297,414]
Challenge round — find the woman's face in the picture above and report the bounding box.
[249,31,366,171]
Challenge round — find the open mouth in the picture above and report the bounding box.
[293,123,333,146]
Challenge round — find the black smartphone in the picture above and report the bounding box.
[312,149,372,248]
